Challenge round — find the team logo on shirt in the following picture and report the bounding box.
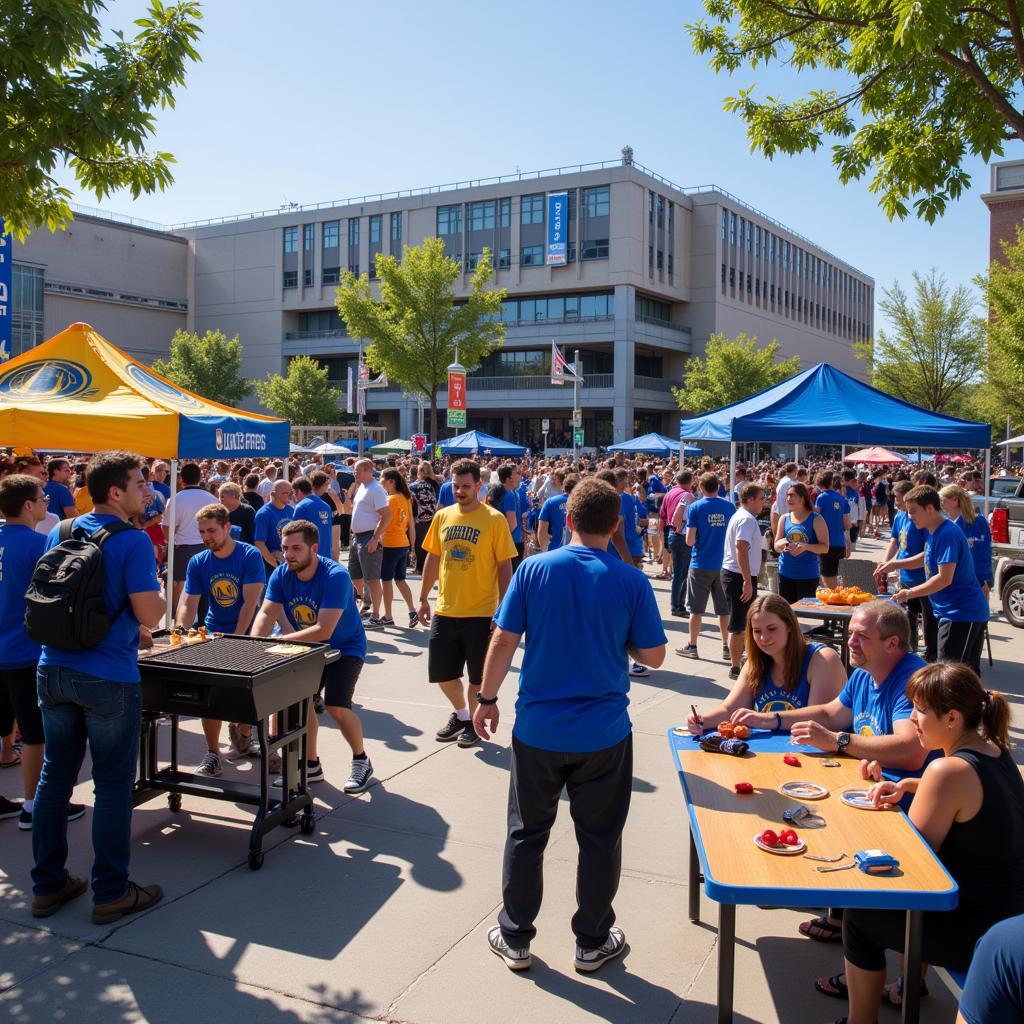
[760,699,797,712]
[442,524,481,544]
[290,602,318,626]
[277,519,290,538]
[858,725,876,736]
[789,528,809,543]
[708,513,726,527]
[447,543,475,569]
[0,360,97,402]
[210,575,240,608]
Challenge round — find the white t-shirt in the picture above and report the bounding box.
[722,507,763,577]
[257,477,276,500]
[171,486,216,545]
[772,475,793,516]
[351,480,388,533]
[35,512,59,536]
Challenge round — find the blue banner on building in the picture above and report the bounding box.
[0,219,11,363]
[546,192,568,266]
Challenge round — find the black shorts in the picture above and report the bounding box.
[319,655,363,710]
[0,664,44,745]
[380,545,409,582]
[778,575,819,604]
[173,543,205,582]
[428,615,492,684]
[721,569,758,635]
[819,546,845,578]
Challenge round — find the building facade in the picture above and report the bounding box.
[10,158,874,447]
[982,158,1024,266]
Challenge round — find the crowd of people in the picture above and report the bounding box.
[0,442,1020,1018]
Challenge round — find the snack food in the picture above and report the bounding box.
[783,754,801,767]
[735,782,753,794]
[760,829,779,847]
[718,721,735,738]
[780,829,799,846]
[732,724,751,739]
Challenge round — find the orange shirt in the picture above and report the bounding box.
[381,493,412,548]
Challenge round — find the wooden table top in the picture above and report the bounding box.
[670,733,958,910]
[791,598,866,619]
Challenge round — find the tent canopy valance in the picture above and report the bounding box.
[438,430,527,456]
[607,432,704,456]
[678,363,989,449]
[843,446,907,465]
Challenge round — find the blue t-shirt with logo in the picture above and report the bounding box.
[293,494,333,556]
[778,511,821,580]
[814,488,850,547]
[621,492,645,558]
[754,643,822,713]
[437,480,455,509]
[0,524,47,667]
[184,541,265,632]
[647,475,666,496]
[495,545,667,752]
[39,514,161,683]
[538,493,569,550]
[253,502,294,560]
[685,495,734,570]
[925,518,990,622]
[266,555,366,659]
[501,488,523,543]
[43,481,76,518]
[891,510,926,585]
[954,514,994,586]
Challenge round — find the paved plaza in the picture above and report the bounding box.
[0,536,1018,1023]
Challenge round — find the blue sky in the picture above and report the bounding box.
[59,0,1024,331]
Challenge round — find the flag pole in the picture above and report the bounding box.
[357,336,364,457]
[573,348,580,465]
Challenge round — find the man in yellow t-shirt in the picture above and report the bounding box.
[419,458,517,748]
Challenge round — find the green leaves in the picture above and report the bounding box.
[152,329,252,407]
[0,0,202,239]
[255,356,344,426]
[687,1,1022,222]
[673,333,801,414]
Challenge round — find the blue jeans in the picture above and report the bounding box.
[32,666,141,903]
[667,530,691,613]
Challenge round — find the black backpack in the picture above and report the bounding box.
[24,518,136,650]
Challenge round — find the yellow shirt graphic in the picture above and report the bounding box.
[424,502,517,617]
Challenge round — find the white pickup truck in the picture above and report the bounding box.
[979,478,1024,626]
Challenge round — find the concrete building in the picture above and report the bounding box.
[10,157,874,447]
[982,158,1024,266]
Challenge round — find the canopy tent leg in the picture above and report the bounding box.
[729,442,736,500]
[984,447,991,519]
[841,445,846,461]
[281,457,289,482]
[794,443,799,464]
[917,447,922,466]
[164,459,178,631]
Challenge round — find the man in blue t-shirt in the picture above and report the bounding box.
[176,502,265,776]
[890,486,989,675]
[32,451,165,925]
[292,476,334,559]
[253,478,294,578]
[537,472,570,551]
[498,464,525,567]
[813,470,851,587]
[615,468,648,568]
[43,459,77,520]
[474,477,666,973]
[678,472,734,661]
[958,914,1024,1024]
[253,519,371,795]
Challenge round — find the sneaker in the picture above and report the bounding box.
[457,721,480,748]
[379,616,395,626]
[91,880,163,925]
[728,666,741,681]
[574,925,626,973]
[722,644,730,661]
[312,692,325,715]
[436,712,466,742]
[487,925,531,970]
[0,795,22,820]
[196,751,222,778]
[628,662,650,678]
[359,605,372,618]
[31,873,87,918]
[306,759,324,783]
[408,610,419,628]
[676,644,699,659]
[19,802,86,832]
[343,757,374,794]
[365,617,385,630]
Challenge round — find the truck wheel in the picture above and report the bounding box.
[1001,576,1024,628]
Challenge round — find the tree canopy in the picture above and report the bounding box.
[674,333,801,413]
[855,269,982,415]
[335,237,505,441]
[0,0,203,239]
[151,328,251,407]
[255,356,343,426]
[688,2,1023,222]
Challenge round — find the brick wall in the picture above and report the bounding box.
[988,196,1024,264]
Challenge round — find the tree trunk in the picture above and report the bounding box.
[429,386,438,455]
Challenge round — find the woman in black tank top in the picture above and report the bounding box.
[831,662,1023,1024]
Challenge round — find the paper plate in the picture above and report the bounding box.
[753,833,807,856]
[840,788,891,810]
[777,780,829,800]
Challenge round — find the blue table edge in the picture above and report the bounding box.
[667,727,959,910]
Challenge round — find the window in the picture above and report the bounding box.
[437,204,462,236]
[521,245,543,266]
[348,262,359,275]
[303,224,313,251]
[581,238,609,260]
[668,253,674,275]
[283,227,298,254]
[283,270,297,288]
[303,268,313,287]
[648,192,654,224]
[497,248,511,269]
[11,263,44,356]
[369,215,381,244]
[298,310,344,335]
[499,198,511,228]
[745,220,752,252]
[729,212,736,245]
[390,211,402,241]
[754,225,760,258]
[348,219,360,246]
[636,295,672,324]
[648,244,654,268]
[323,221,340,248]
[468,200,496,231]
[466,252,484,271]
[657,196,665,228]
[722,209,728,240]
[521,194,544,225]
[722,263,727,290]
[582,186,609,218]
[322,267,340,285]
[729,267,736,290]
[635,353,663,377]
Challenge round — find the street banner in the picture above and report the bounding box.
[546,192,568,266]
[448,367,466,412]
[551,341,582,385]
[412,433,427,453]
[0,220,11,363]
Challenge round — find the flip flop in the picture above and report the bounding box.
[814,974,848,1000]
[0,755,20,769]
[799,915,843,942]
[882,975,928,1006]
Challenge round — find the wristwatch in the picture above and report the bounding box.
[476,694,498,706]
[836,732,852,753]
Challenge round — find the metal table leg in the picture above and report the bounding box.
[689,828,701,923]
[841,618,851,669]
[717,902,736,1024]
[901,909,924,1024]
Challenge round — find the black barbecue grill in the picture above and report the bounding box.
[134,632,334,869]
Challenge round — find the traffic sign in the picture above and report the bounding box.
[412,433,427,453]
[542,418,550,433]
[573,429,584,446]
[573,409,582,429]
[447,408,466,428]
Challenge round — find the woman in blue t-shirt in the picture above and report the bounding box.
[686,594,845,734]
[941,485,994,596]
[773,482,830,603]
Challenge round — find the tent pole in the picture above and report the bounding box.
[841,444,846,462]
[984,447,991,519]
[164,459,178,630]
[729,441,736,501]
[794,443,800,464]
[282,457,289,483]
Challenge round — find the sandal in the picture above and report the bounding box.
[814,974,848,1000]
[882,975,928,1007]
[799,915,843,942]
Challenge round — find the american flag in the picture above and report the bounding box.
[550,341,582,385]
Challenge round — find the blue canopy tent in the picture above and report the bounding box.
[607,432,703,457]
[678,362,992,509]
[438,429,527,457]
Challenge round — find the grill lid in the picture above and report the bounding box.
[140,635,317,676]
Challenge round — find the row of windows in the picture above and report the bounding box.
[311,212,402,252]
[472,348,614,377]
[11,264,45,356]
[636,295,672,325]
[497,292,614,323]
[437,186,609,237]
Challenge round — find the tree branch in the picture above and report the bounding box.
[933,42,1024,138]
[1004,0,1024,75]
[774,63,902,123]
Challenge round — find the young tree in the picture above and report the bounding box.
[856,270,982,414]
[335,238,505,441]
[688,3,1021,222]
[674,333,801,413]
[255,356,343,425]
[151,328,251,406]
[0,0,203,239]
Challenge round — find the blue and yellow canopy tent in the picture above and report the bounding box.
[0,322,290,623]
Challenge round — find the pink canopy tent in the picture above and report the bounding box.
[842,446,908,465]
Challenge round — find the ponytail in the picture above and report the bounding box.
[981,689,1012,750]
[906,663,1012,750]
